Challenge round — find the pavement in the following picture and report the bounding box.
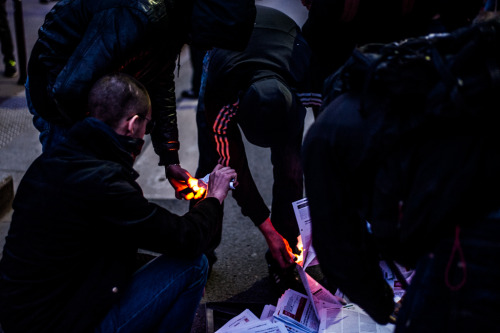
[0,0,316,332]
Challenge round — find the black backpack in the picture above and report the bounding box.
[321,17,500,267]
[322,17,500,122]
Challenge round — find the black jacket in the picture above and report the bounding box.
[27,0,255,166]
[0,118,223,333]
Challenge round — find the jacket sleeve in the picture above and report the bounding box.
[148,66,180,166]
[51,7,149,122]
[99,175,223,258]
[136,198,223,258]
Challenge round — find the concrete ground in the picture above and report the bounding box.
[0,1,315,332]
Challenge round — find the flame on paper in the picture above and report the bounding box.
[295,235,304,266]
[170,175,206,200]
[188,177,206,200]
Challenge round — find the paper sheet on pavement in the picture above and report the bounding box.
[319,305,395,333]
[215,307,294,333]
[216,309,259,333]
[273,289,320,333]
[260,305,277,321]
[219,319,289,333]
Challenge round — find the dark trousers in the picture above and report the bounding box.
[195,53,302,250]
[196,101,302,249]
[0,0,15,64]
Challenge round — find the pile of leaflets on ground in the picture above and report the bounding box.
[214,198,413,333]
[214,288,396,333]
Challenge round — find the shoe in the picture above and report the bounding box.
[265,251,305,296]
[181,89,199,99]
[3,60,17,78]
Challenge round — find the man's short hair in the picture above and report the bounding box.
[87,73,151,129]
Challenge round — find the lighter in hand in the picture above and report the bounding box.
[199,173,236,190]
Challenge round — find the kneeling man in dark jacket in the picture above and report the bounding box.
[0,72,237,333]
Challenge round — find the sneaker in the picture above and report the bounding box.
[3,60,17,78]
[265,251,305,296]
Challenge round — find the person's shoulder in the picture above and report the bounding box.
[65,157,134,198]
[93,0,167,20]
[255,5,299,31]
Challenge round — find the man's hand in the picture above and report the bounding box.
[206,164,238,204]
[258,217,295,269]
[165,164,195,200]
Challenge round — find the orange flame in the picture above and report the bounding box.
[170,176,206,200]
[188,177,206,200]
[295,235,304,266]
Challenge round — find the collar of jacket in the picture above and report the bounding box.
[66,118,144,177]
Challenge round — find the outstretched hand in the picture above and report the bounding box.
[165,164,195,200]
[259,217,295,269]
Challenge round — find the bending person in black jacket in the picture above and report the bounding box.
[195,5,316,294]
[0,73,237,333]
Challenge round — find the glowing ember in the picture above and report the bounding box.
[188,177,200,192]
[187,177,206,200]
[170,176,206,200]
[295,235,304,266]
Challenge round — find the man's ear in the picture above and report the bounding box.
[126,114,140,135]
